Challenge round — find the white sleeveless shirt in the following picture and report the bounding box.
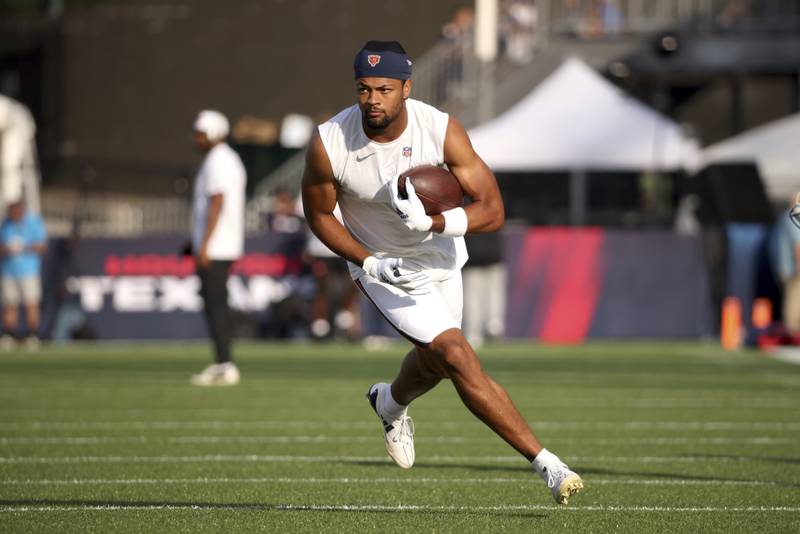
[318,98,468,280]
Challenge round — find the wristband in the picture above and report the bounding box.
[441,207,468,237]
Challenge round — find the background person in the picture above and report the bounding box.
[774,195,800,333]
[304,204,361,341]
[0,199,47,349]
[0,94,40,214]
[189,110,246,386]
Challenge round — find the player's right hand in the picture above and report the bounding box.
[389,176,432,232]
[362,256,430,292]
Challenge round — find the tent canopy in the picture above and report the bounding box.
[468,58,694,172]
[701,112,800,202]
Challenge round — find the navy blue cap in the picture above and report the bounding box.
[354,41,412,80]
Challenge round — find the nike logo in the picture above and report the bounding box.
[356,153,375,162]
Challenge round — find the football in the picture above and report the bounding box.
[397,165,464,215]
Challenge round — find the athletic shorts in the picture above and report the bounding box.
[2,275,42,306]
[356,270,463,346]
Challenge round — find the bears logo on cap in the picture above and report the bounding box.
[367,54,381,67]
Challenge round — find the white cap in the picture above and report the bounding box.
[193,110,229,142]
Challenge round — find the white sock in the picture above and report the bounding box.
[532,448,559,477]
[381,384,407,420]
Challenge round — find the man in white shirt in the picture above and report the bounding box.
[189,110,246,386]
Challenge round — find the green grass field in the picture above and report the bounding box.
[1,341,799,532]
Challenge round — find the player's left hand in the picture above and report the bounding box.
[390,176,432,232]
[363,256,431,293]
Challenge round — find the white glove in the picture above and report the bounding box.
[390,176,432,232]
[362,256,430,292]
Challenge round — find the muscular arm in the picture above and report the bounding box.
[432,117,504,234]
[301,132,371,266]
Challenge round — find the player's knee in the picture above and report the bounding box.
[429,332,476,377]
[441,344,472,376]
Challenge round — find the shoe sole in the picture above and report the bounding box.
[556,474,584,505]
[384,440,413,469]
[190,377,239,386]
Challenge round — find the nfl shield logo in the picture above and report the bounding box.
[367,54,381,67]
[402,146,412,158]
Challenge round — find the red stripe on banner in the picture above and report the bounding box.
[524,230,561,337]
[535,228,605,344]
[509,231,551,326]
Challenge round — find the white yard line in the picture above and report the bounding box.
[0,476,786,487]
[0,503,797,514]
[4,397,798,414]
[0,420,798,431]
[0,454,791,465]
[768,348,800,365]
[0,435,793,446]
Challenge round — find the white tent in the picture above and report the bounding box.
[468,58,696,171]
[701,112,800,201]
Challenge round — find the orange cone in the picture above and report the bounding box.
[751,298,772,330]
[721,297,742,350]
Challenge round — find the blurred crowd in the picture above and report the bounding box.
[438,1,541,68]
[438,0,630,68]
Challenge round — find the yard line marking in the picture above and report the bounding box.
[1,503,798,513]
[5,397,797,416]
[0,454,792,465]
[0,477,786,487]
[0,437,150,445]
[0,420,798,431]
[0,435,793,446]
[0,436,380,445]
[769,348,800,365]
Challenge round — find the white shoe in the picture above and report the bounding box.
[25,336,41,351]
[0,335,15,351]
[533,449,584,505]
[190,363,240,386]
[366,383,415,469]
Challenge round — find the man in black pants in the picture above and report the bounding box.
[189,110,247,386]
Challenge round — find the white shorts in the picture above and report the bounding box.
[2,275,41,306]
[356,270,463,346]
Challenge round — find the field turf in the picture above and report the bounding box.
[0,341,799,532]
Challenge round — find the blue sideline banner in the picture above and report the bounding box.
[48,235,307,340]
[44,229,716,341]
